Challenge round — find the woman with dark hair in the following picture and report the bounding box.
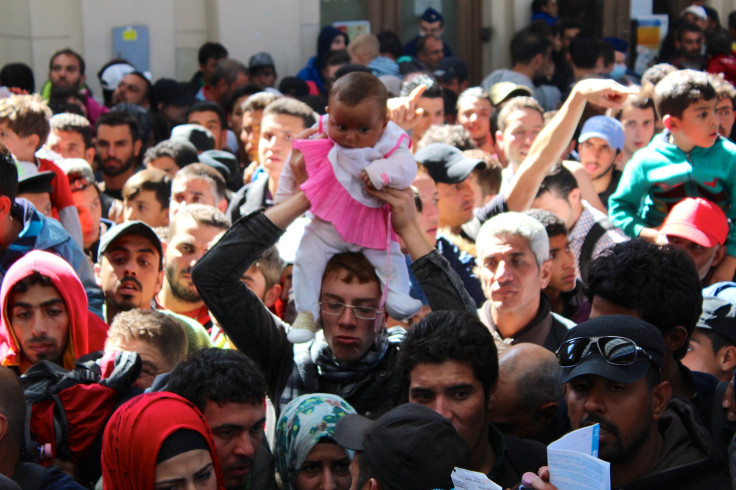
[101,392,224,489]
[297,26,350,95]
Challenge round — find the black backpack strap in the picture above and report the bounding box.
[51,393,70,461]
[579,219,615,283]
[711,381,736,453]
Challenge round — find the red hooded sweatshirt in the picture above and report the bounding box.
[0,250,108,373]
[102,392,225,489]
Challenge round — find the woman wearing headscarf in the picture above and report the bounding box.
[297,26,350,95]
[274,394,356,490]
[101,392,224,490]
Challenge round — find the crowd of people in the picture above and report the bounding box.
[2,1,736,489]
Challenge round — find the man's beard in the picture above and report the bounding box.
[53,79,81,90]
[165,263,201,303]
[99,155,136,177]
[592,161,616,182]
[110,275,144,311]
[581,404,653,464]
[25,335,62,364]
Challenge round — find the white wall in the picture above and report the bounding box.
[0,1,33,82]
[80,0,176,98]
[174,0,209,81]
[211,0,320,84]
[29,0,84,90]
[5,0,736,99]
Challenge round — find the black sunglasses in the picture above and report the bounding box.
[556,336,654,367]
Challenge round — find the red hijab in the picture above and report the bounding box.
[101,392,224,489]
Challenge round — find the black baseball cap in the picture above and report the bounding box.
[198,150,234,181]
[559,315,665,384]
[414,143,484,184]
[697,297,736,346]
[152,78,194,108]
[171,124,215,153]
[98,221,163,264]
[334,403,470,490]
[18,171,54,195]
[421,7,443,23]
[433,57,468,82]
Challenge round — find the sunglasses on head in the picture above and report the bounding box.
[556,336,654,368]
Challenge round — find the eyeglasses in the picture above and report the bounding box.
[319,301,382,320]
[556,336,654,368]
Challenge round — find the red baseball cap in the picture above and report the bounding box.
[661,197,728,247]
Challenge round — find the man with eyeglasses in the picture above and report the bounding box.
[524,315,731,489]
[193,183,477,417]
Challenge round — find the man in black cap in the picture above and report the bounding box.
[17,171,55,217]
[414,143,485,237]
[248,52,277,88]
[683,297,736,382]
[95,221,164,324]
[402,7,453,58]
[525,315,731,489]
[96,220,213,349]
[434,57,469,96]
[334,403,471,490]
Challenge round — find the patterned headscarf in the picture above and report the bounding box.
[274,393,356,490]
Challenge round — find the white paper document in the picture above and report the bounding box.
[451,467,502,490]
[547,424,611,490]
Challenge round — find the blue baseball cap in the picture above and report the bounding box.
[578,116,625,151]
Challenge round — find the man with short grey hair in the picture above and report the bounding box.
[476,211,574,351]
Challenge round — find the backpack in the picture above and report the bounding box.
[20,351,141,466]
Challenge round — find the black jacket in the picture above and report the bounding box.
[620,397,731,490]
[192,210,477,416]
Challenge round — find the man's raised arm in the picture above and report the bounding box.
[506,79,637,211]
[192,191,310,405]
[368,186,477,314]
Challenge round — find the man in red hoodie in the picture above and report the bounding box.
[0,250,106,374]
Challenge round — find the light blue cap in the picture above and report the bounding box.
[578,115,625,151]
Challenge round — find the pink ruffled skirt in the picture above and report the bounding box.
[295,138,395,250]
